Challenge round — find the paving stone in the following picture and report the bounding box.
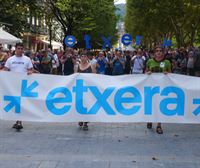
[0,121,199,168]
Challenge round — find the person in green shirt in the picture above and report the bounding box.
[146,46,171,134]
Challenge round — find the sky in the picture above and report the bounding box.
[114,0,126,4]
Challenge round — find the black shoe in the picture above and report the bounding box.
[16,123,23,130]
[13,122,23,130]
[156,126,163,134]
[83,124,88,131]
[147,123,152,129]
[12,123,17,129]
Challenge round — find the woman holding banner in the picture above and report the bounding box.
[75,51,95,131]
[146,46,171,134]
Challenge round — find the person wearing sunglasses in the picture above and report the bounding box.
[145,46,171,134]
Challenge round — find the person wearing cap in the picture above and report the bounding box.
[145,46,171,134]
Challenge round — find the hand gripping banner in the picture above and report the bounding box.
[0,71,200,123]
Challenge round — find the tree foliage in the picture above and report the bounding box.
[125,0,200,48]
[45,0,118,48]
[0,0,41,37]
[0,0,118,48]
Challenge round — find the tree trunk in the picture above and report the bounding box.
[175,29,184,48]
[190,28,196,47]
[49,24,52,50]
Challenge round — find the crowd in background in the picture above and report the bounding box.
[1,44,200,77]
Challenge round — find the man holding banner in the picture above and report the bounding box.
[3,43,33,130]
[146,46,171,134]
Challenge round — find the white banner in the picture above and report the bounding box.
[0,71,200,123]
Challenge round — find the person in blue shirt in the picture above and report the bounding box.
[112,51,125,75]
[96,52,108,74]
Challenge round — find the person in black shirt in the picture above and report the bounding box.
[61,52,76,75]
[75,52,95,130]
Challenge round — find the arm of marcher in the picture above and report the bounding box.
[3,67,9,71]
[74,63,78,73]
[91,64,96,73]
[27,68,33,75]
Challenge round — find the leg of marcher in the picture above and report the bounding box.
[156,123,163,134]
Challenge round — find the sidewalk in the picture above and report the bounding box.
[0,121,199,168]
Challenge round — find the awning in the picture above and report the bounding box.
[0,28,22,44]
[41,40,63,49]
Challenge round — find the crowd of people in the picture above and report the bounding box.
[1,44,200,77]
[1,42,200,133]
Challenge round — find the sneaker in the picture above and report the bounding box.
[12,123,18,129]
[16,123,23,130]
[147,123,152,129]
[13,122,23,130]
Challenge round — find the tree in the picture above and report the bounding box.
[0,0,41,37]
[45,0,118,48]
[125,0,200,48]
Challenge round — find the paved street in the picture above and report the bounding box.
[0,121,200,168]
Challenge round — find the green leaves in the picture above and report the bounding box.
[56,0,70,11]
[0,0,117,48]
[0,0,42,37]
[47,0,117,48]
[125,0,200,47]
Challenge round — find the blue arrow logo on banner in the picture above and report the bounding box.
[4,96,21,113]
[21,80,39,98]
[193,99,200,116]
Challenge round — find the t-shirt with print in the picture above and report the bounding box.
[146,58,171,72]
[4,55,33,74]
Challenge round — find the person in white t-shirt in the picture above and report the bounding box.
[131,48,146,74]
[51,49,60,75]
[4,43,33,130]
